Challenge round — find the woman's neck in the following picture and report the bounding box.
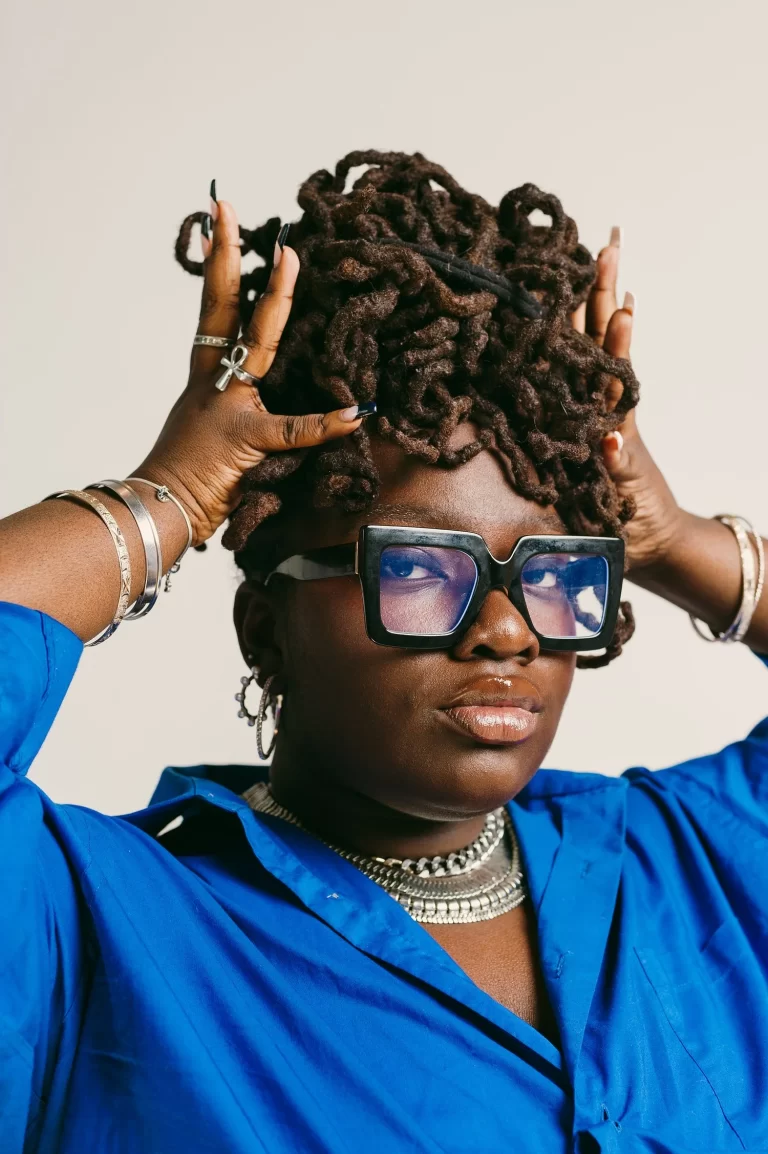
[268,752,489,861]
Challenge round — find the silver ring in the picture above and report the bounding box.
[193,334,235,348]
[214,343,263,391]
[230,343,263,385]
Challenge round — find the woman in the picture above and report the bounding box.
[1,150,766,1153]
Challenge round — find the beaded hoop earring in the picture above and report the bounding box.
[235,670,282,760]
[256,675,282,760]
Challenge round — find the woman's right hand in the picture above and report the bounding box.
[132,199,364,548]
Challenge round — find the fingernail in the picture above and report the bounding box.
[340,402,377,422]
[201,214,212,257]
[273,224,290,270]
[611,431,624,453]
[623,290,635,314]
[209,178,219,222]
[610,225,622,248]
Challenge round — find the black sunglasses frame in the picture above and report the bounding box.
[266,525,626,652]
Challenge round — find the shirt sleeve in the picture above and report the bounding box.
[0,599,83,776]
[622,648,768,946]
[0,601,85,1144]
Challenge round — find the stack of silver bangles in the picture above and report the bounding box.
[690,514,765,643]
[44,477,193,647]
[39,332,243,646]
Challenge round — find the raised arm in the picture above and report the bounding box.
[578,230,767,654]
[626,514,768,654]
[0,200,365,644]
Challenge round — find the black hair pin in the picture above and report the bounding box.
[375,237,545,320]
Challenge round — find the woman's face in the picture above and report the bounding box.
[236,425,577,822]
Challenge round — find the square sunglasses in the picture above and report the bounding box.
[265,525,625,652]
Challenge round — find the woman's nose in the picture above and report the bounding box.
[451,588,540,663]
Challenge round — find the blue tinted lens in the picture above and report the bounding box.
[379,546,478,634]
[521,553,608,638]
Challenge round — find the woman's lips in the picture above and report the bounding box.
[442,704,540,745]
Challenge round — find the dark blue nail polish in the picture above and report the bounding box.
[210,179,217,203]
[277,223,291,250]
[356,402,377,417]
[201,214,212,241]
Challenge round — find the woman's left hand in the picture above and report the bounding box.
[573,230,683,576]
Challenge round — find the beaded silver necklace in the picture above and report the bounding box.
[242,781,528,925]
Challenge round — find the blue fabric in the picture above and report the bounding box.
[1,600,768,1153]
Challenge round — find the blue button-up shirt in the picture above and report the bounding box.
[2,599,768,1153]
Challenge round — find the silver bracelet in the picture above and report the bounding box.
[125,477,193,591]
[752,525,766,636]
[689,514,762,644]
[86,480,162,619]
[733,519,765,643]
[45,489,132,645]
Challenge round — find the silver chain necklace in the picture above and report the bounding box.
[242,781,528,925]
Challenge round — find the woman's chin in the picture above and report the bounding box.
[377,748,543,821]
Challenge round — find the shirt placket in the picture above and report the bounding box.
[232,799,568,1079]
[512,781,628,1143]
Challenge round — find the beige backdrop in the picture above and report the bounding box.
[2,0,766,814]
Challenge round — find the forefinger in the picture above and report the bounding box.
[237,240,300,382]
[197,200,242,346]
[603,291,635,413]
[586,226,621,347]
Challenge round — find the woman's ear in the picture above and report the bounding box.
[233,579,284,686]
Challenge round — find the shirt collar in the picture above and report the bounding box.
[122,760,627,1083]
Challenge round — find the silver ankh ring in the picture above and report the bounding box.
[214,343,263,392]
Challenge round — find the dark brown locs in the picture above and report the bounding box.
[175,149,640,668]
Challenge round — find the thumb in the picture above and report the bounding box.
[248,403,376,454]
[601,429,630,478]
[601,405,643,482]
